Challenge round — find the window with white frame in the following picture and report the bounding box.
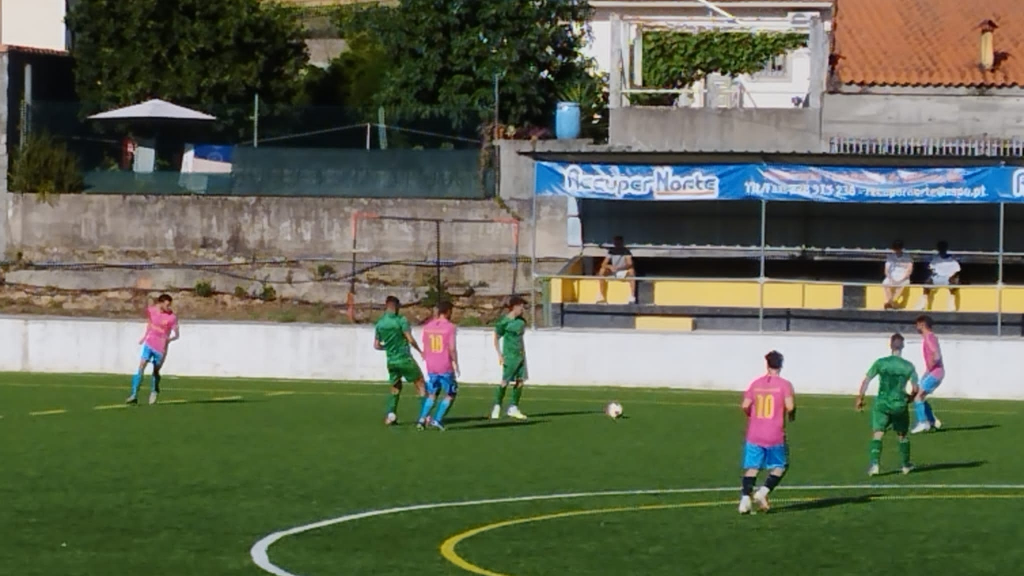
[754,54,788,79]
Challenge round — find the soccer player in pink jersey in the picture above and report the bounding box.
[739,351,796,514]
[127,294,179,406]
[911,315,944,433]
[418,301,459,431]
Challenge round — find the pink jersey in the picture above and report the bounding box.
[143,306,178,355]
[744,375,794,447]
[421,317,456,375]
[922,332,944,378]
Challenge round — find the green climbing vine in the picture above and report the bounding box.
[639,30,807,105]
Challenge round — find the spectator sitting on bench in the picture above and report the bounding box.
[596,235,636,304]
[883,240,913,309]
[913,241,960,312]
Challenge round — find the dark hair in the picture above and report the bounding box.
[765,350,784,370]
[892,240,904,250]
[890,333,905,351]
[385,296,400,308]
[436,301,453,316]
[937,241,949,254]
[613,235,624,244]
[507,295,526,308]
[915,315,933,328]
[157,294,173,303]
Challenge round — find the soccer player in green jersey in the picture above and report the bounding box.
[491,296,528,421]
[374,296,426,426]
[856,333,919,476]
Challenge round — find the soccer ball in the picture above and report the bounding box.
[605,402,623,419]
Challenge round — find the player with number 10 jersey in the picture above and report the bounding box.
[739,351,796,515]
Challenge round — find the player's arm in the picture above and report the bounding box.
[785,395,796,422]
[856,362,878,411]
[927,342,942,371]
[741,388,754,415]
[168,320,180,343]
[493,323,504,364]
[449,329,460,375]
[401,316,423,356]
[373,327,383,350]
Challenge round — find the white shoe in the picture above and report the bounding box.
[385,412,397,426]
[627,295,636,304]
[868,464,880,476]
[932,419,943,430]
[490,405,501,420]
[507,406,528,420]
[738,495,752,515]
[148,392,158,405]
[753,487,771,512]
[902,464,915,475]
[910,422,931,434]
[125,395,138,405]
[595,297,606,304]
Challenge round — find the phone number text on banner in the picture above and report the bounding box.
[534,162,1024,203]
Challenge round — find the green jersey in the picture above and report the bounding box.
[866,355,918,412]
[495,314,527,359]
[375,311,413,364]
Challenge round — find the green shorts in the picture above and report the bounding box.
[387,358,423,385]
[501,357,528,383]
[872,406,910,435]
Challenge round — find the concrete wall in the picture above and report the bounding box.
[610,93,1024,151]
[609,107,825,152]
[1,315,1018,400]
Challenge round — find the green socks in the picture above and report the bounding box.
[869,439,882,465]
[899,438,911,468]
[493,385,507,406]
[385,392,399,415]
[509,385,523,407]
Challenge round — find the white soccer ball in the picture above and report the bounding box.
[605,402,623,419]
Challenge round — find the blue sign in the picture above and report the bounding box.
[535,162,1024,203]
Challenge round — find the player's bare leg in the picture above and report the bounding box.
[596,264,612,303]
[507,380,527,419]
[739,470,758,514]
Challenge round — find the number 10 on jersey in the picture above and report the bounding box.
[755,394,775,419]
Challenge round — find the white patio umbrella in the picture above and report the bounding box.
[87,99,216,121]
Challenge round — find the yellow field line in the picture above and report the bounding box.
[161,399,189,405]
[211,396,243,402]
[94,404,128,411]
[29,409,67,416]
[265,391,296,397]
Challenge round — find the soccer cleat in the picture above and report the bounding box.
[148,392,158,405]
[932,418,943,430]
[868,464,880,476]
[902,464,915,475]
[490,405,501,420]
[738,495,752,515]
[507,406,528,420]
[753,487,771,512]
[125,395,138,405]
[430,420,446,432]
[910,422,932,434]
[416,420,426,431]
[385,412,398,426]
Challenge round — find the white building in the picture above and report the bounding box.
[586,0,832,109]
[0,0,67,52]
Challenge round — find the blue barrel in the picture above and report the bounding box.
[555,102,581,139]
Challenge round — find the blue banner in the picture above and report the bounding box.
[535,162,1024,203]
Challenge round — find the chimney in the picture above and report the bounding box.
[979,19,998,71]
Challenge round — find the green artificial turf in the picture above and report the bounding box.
[0,373,1020,576]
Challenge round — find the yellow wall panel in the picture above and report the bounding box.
[634,316,695,331]
[575,279,633,304]
[1000,288,1024,313]
[802,283,844,309]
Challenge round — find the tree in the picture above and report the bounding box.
[66,0,309,137]
[342,0,594,129]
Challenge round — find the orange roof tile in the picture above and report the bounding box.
[832,0,1024,88]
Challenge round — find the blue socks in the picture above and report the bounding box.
[914,400,928,424]
[130,370,144,396]
[418,396,436,423]
[433,397,453,424]
[923,401,935,424]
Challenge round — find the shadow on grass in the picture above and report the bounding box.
[156,398,249,407]
[444,409,600,425]
[775,494,878,514]
[874,460,986,477]
[936,424,999,433]
[455,420,547,431]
